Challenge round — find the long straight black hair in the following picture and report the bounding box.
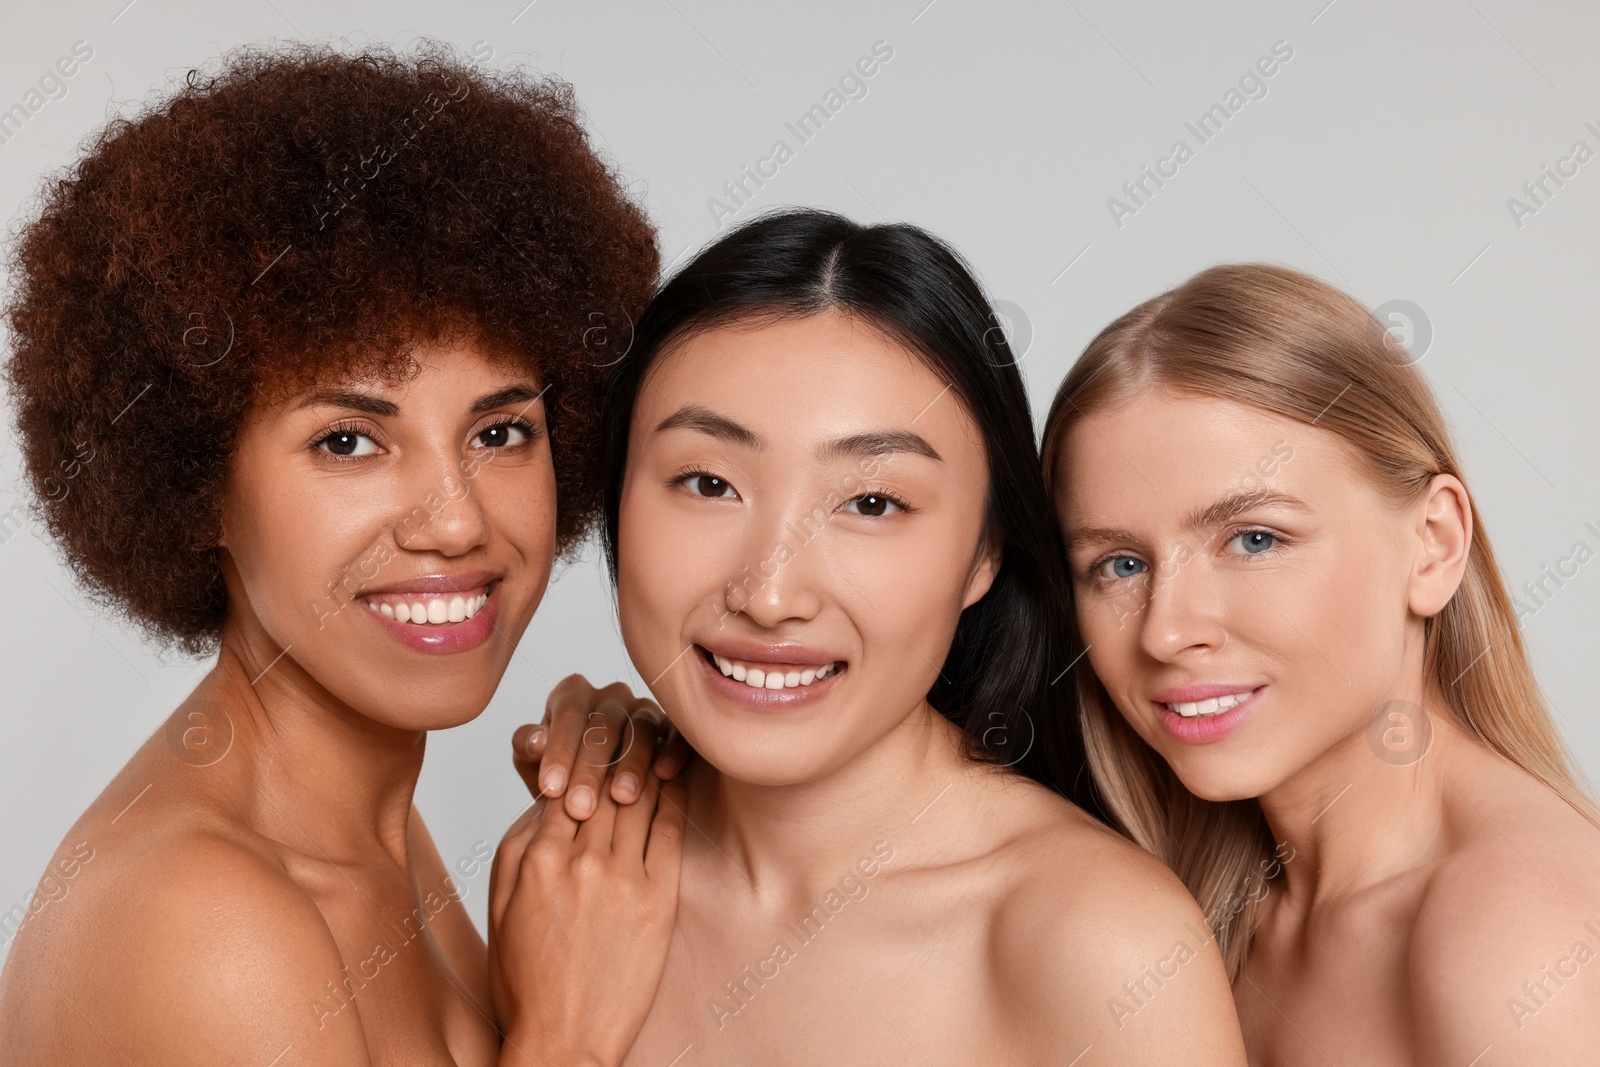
[600,208,1099,811]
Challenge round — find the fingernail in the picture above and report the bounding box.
[525,726,546,757]
[570,785,594,816]
[543,766,567,795]
[616,773,639,799]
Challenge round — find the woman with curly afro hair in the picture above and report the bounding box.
[0,42,690,1067]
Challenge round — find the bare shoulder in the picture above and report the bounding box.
[0,819,371,1066]
[1408,767,1600,1062]
[981,782,1247,1065]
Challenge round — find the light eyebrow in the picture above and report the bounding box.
[1067,491,1310,551]
[655,405,763,450]
[1181,490,1311,533]
[818,430,942,463]
[295,390,400,417]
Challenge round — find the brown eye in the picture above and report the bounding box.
[685,474,734,498]
[317,430,377,457]
[842,493,902,517]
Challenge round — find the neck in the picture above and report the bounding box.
[192,616,427,869]
[690,700,973,902]
[1255,690,1469,908]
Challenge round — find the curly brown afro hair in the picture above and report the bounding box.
[4,41,659,654]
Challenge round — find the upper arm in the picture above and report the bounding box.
[1410,857,1600,1066]
[997,829,1248,1066]
[77,838,374,1066]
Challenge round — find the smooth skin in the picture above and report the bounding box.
[0,343,685,1067]
[523,312,1247,1066]
[1059,391,1600,1066]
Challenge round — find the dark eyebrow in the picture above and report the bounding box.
[818,430,942,463]
[1067,490,1310,551]
[471,385,544,415]
[655,405,763,450]
[295,390,399,417]
[294,384,543,419]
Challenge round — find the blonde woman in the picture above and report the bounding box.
[1043,263,1600,1063]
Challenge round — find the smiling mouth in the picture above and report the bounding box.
[359,585,492,626]
[699,647,844,691]
[1163,688,1258,718]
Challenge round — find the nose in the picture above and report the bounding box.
[391,453,490,558]
[1136,546,1228,662]
[721,495,824,628]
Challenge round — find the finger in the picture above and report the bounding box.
[531,773,583,846]
[538,674,599,798]
[644,776,689,885]
[652,723,693,780]
[610,698,667,804]
[490,815,535,930]
[575,761,621,854]
[510,722,547,799]
[612,764,661,861]
[563,692,630,820]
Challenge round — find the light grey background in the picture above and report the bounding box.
[2,0,1596,956]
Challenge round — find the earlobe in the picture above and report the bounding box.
[961,536,1003,610]
[1408,474,1471,618]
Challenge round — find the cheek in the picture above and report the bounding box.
[615,485,716,675]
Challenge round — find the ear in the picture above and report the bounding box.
[1407,474,1471,618]
[961,530,1003,610]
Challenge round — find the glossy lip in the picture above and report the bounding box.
[359,575,503,655]
[357,569,500,597]
[694,641,846,711]
[1156,684,1264,744]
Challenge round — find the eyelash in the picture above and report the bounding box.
[666,467,915,515]
[309,417,541,459]
[1083,526,1289,585]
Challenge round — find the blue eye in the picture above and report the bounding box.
[1093,556,1147,581]
[1228,530,1278,555]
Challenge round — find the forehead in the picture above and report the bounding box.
[637,312,982,458]
[1057,391,1357,524]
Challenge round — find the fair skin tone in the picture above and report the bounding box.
[1060,389,1600,1066]
[0,341,686,1067]
[548,310,1247,1066]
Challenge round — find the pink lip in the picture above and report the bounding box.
[700,637,847,667]
[361,581,502,655]
[1156,686,1263,744]
[695,645,845,711]
[358,570,500,597]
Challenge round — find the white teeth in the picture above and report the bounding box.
[362,591,489,626]
[1166,689,1254,718]
[711,653,840,690]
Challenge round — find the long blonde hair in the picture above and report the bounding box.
[1042,263,1598,977]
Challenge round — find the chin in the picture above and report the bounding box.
[1163,755,1283,804]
